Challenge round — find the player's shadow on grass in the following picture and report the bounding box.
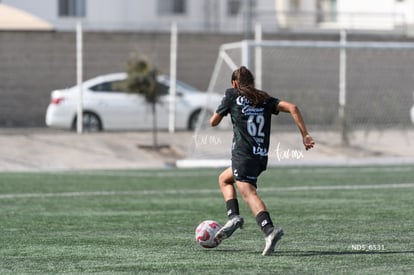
[276,250,414,257]
[208,248,414,256]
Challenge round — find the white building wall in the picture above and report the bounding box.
[337,0,393,14]
[1,0,413,32]
[1,0,188,31]
[0,0,277,32]
[335,0,413,30]
[390,0,414,25]
[1,0,57,21]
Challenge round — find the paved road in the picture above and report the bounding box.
[0,128,413,172]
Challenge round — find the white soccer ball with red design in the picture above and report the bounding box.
[195,220,222,248]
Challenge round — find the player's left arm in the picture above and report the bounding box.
[210,112,223,127]
[277,100,315,150]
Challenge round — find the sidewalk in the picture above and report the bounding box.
[0,129,189,172]
[0,128,413,172]
[177,128,414,167]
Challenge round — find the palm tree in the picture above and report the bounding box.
[124,56,160,149]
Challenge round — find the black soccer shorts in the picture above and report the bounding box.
[231,157,268,188]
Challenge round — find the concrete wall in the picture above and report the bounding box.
[1,31,413,127]
[0,31,246,127]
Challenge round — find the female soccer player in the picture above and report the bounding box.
[210,66,315,256]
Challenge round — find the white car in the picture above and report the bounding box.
[46,73,222,131]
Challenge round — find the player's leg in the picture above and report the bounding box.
[218,167,237,202]
[235,180,266,216]
[236,180,274,234]
[232,160,272,229]
[218,166,242,221]
[236,180,284,256]
[215,167,244,241]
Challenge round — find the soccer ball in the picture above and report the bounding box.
[195,220,222,248]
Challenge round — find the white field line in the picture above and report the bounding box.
[275,166,414,174]
[50,170,218,178]
[52,166,412,178]
[22,166,411,180]
[0,183,413,200]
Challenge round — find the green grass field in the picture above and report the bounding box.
[0,166,413,274]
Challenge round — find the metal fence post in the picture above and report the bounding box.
[339,29,349,146]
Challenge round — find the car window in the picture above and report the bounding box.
[90,80,126,93]
[159,75,199,94]
[176,80,198,93]
[157,83,170,96]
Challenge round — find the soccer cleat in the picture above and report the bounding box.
[262,227,284,256]
[215,215,244,241]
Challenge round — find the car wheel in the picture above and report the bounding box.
[73,112,102,132]
[188,109,212,130]
[188,109,201,130]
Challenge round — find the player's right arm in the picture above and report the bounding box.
[210,112,223,127]
[211,89,233,127]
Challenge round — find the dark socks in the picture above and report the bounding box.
[226,198,240,218]
[256,211,274,236]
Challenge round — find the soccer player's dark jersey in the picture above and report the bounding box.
[216,88,280,162]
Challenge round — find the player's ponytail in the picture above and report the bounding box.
[231,66,271,106]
